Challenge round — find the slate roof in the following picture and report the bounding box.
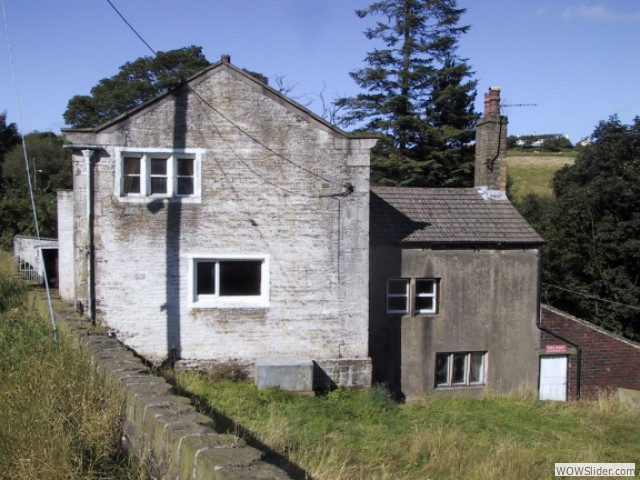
[371,187,544,246]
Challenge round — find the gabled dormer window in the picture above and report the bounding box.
[116,148,202,202]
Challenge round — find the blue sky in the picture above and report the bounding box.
[1,0,639,143]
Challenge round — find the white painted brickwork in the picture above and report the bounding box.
[63,65,375,385]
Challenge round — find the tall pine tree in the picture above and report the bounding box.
[337,0,477,187]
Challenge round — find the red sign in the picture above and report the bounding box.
[545,344,568,354]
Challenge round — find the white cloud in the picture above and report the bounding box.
[562,4,640,22]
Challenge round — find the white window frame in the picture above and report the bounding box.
[188,254,270,309]
[386,278,409,314]
[435,352,486,388]
[415,278,439,314]
[115,148,203,203]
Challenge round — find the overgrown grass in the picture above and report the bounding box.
[0,252,144,480]
[507,153,575,199]
[170,371,640,480]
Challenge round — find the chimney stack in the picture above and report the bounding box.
[221,54,231,65]
[474,86,508,194]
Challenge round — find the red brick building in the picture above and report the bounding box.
[539,304,640,400]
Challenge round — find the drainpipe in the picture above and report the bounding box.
[535,250,582,400]
[81,149,96,325]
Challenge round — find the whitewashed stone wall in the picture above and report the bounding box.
[63,64,375,386]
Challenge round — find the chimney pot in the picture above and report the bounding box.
[484,86,501,117]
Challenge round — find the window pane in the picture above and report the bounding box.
[177,158,194,176]
[124,177,140,194]
[124,156,141,174]
[469,352,484,384]
[196,262,216,295]
[415,296,434,313]
[388,279,408,295]
[150,158,167,175]
[387,297,408,313]
[451,353,467,385]
[435,354,450,386]
[219,260,262,296]
[151,177,167,194]
[416,279,436,295]
[177,177,194,195]
[123,157,141,195]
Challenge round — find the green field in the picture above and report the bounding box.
[170,371,640,480]
[507,153,575,199]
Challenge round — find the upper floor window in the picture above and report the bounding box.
[386,278,439,315]
[116,148,202,202]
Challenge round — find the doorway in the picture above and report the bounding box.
[539,355,568,401]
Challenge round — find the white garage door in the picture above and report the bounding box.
[539,356,568,401]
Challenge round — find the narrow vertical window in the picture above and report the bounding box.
[196,261,216,295]
[123,156,141,195]
[387,279,409,314]
[176,157,194,195]
[451,353,468,385]
[150,157,168,194]
[415,279,438,314]
[435,353,450,386]
[469,352,484,385]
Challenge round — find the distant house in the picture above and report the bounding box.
[58,55,377,388]
[369,87,544,399]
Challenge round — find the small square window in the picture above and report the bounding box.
[415,278,438,314]
[387,279,409,314]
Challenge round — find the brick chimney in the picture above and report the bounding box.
[474,87,508,193]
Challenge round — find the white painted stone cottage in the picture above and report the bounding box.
[58,56,377,387]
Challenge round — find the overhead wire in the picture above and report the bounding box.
[542,283,640,312]
[104,0,348,193]
[1,0,57,341]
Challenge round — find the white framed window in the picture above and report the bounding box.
[115,148,202,202]
[188,254,269,308]
[435,352,486,387]
[387,279,409,314]
[386,277,439,315]
[415,278,438,314]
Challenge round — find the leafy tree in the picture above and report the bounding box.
[0,112,20,178]
[0,132,69,250]
[336,0,477,187]
[541,115,640,340]
[3,132,70,192]
[64,46,211,128]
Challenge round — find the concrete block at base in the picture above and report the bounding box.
[255,358,313,391]
[618,388,640,409]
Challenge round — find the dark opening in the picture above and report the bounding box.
[220,260,262,296]
[196,261,216,295]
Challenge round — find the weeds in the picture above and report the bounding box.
[0,252,143,479]
[172,372,640,480]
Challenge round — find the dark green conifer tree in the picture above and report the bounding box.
[337,0,477,186]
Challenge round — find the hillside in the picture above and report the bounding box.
[506,152,576,199]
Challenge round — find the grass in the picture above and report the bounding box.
[507,152,575,199]
[169,371,640,480]
[0,252,145,480]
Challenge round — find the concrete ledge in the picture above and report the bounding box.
[255,357,314,391]
[45,296,293,480]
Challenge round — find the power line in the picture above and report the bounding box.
[104,0,348,193]
[105,0,156,56]
[543,283,640,312]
